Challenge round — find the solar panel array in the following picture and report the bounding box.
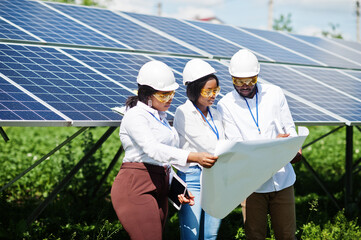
[1,0,361,127]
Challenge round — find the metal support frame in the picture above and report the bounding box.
[0,127,9,142]
[301,126,344,210]
[93,145,123,196]
[26,126,117,226]
[345,126,353,216]
[1,127,88,193]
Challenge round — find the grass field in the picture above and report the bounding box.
[0,125,360,239]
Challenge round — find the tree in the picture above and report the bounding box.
[273,13,293,32]
[321,23,343,39]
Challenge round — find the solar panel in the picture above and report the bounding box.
[124,12,242,58]
[0,43,134,125]
[332,38,361,53]
[187,20,320,65]
[0,18,39,41]
[0,0,126,48]
[1,0,360,126]
[259,63,361,122]
[291,33,361,69]
[0,75,66,123]
[243,27,361,70]
[47,2,199,55]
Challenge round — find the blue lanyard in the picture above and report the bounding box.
[148,111,172,131]
[194,105,219,140]
[243,92,261,134]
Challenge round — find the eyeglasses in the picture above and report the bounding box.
[200,86,221,98]
[153,91,175,103]
[232,76,258,86]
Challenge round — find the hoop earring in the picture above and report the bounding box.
[148,99,152,107]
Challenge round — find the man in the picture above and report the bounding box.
[217,49,300,240]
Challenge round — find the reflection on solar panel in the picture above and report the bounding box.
[188,20,320,65]
[243,27,361,69]
[291,33,361,68]
[260,63,361,122]
[1,0,361,126]
[0,0,126,48]
[47,2,199,55]
[124,12,241,58]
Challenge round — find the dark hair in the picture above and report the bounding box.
[125,84,157,109]
[186,74,219,103]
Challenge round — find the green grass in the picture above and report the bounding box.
[0,125,360,239]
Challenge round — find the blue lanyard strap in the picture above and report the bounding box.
[194,105,219,140]
[243,92,261,134]
[148,111,172,131]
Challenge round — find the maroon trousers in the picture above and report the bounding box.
[111,162,170,240]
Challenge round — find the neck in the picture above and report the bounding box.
[194,103,208,117]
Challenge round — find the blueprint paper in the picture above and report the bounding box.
[201,127,309,219]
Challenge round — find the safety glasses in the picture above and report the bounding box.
[153,91,175,103]
[232,75,258,86]
[200,86,221,98]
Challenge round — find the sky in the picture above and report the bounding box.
[92,0,360,42]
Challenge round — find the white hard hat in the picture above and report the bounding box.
[137,60,179,91]
[229,49,260,78]
[182,59,216,85]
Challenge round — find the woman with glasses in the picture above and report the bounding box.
[173,59,225,240]
[111,60,218,240]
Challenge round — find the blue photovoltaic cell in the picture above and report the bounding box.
[0,18,38,41]
[293,67,361,101]
[146,55,338,123]
[0,76,65,121]
[0,0,126,48]
[0,43,130,122]
[292,34,361,69]
[259,63,361,122]
[243,28,361,70]
[47,3,198,55]
[332,38,361,53]
[188,20,318,65]
[124,12,241,58]
[60,49,183,119]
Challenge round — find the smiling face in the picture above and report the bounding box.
[196,78,219,108]
[233,75,258,98]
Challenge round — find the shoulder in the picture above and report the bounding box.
[259,83,283,94]
[218,91,236,104]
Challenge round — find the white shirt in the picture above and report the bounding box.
[119,101,189,167]
[217,83,297,193]
[173,100,225,171]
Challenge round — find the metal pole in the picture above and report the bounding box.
[93,145,123,196]
[301,156,340,210]
[26,126,117,225]
[1,127,88,193]
[268,0,274,30]
[345,126,353,216]
[0,127,9,142]
[357,0,360,42]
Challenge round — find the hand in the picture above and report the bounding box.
[276,133,290,138]
[189,152,218,168]
[178,190,195,206]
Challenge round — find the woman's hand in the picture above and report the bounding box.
[188,152,218,168]
[276,133,290,138]
[178,190,195,206]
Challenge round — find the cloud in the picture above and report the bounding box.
[171,6,216,20]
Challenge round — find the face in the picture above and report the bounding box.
[150,90,175,111]
[196,78,219,108]
[233,75,257,98]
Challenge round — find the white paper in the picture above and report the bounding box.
[201,127,309,219]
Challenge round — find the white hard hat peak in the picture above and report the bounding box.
[137,60,179,91]
[183,59,216,85]
[229,49,260,78]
